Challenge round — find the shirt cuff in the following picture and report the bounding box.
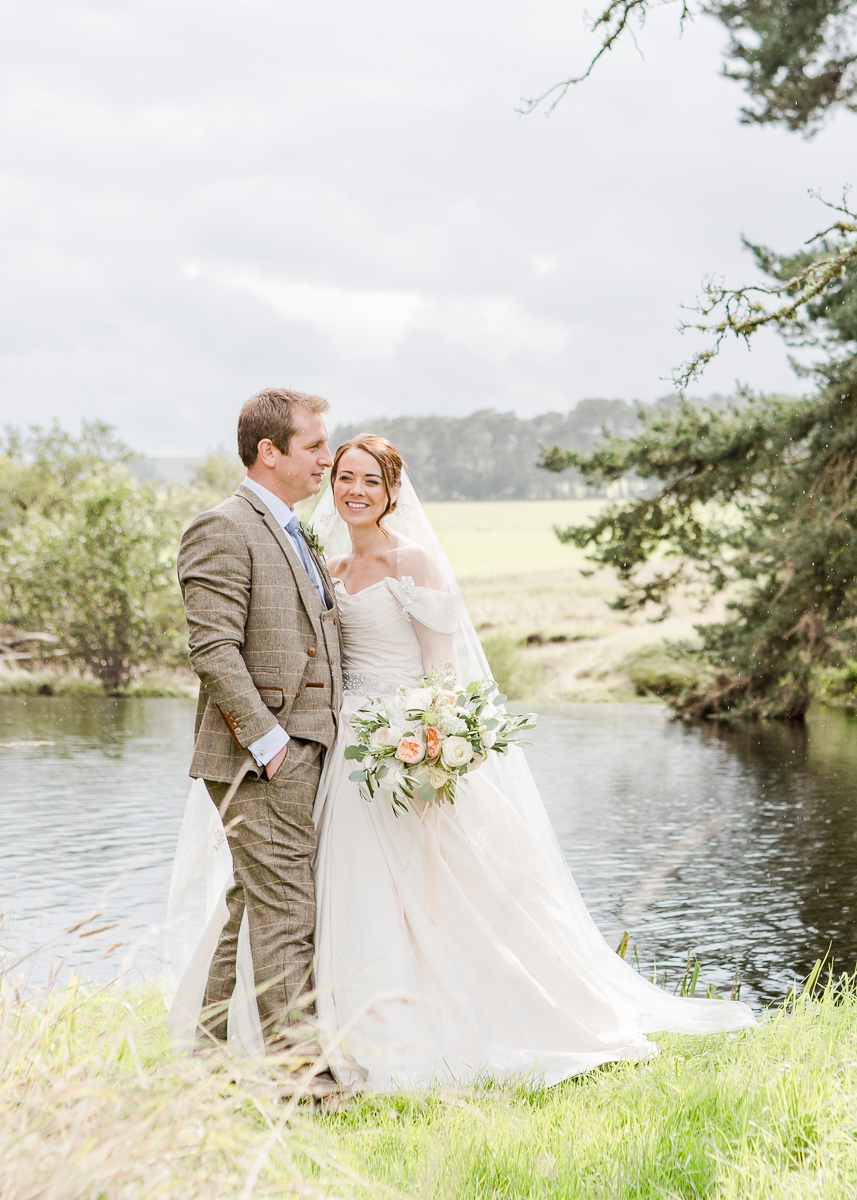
[247,724,290,768]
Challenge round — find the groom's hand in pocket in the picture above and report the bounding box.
[266,743,289,779]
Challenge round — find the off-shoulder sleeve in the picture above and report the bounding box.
[385,576,457,633]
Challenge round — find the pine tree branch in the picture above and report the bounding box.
[673,194,857,388]
[517,0,687,115]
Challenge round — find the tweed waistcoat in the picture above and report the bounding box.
[178,484,343,784]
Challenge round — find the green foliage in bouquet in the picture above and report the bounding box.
[345,667,537,814]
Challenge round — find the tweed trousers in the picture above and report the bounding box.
[201,736,323,1046]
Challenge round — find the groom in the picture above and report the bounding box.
[178,387,342,1051]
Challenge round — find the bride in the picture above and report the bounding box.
[164,435,755,1090]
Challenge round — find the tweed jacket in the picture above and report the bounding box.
[178,483,344,784]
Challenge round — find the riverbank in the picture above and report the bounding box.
[2,968,854,1198]
[0,666,199,698]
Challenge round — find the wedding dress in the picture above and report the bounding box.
[163,475,755,1087]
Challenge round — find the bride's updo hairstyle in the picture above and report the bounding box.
[331,435,404,526]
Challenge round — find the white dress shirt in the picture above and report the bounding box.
[241,476,327,770]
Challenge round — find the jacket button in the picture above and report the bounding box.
[295,691,301,699]
[307,647,316,656]
[333,617,337,626]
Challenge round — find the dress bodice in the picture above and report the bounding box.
[333,575,457,693]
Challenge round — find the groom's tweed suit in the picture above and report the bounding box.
[178,483,343,1044]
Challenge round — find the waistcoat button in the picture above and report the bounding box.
[307,647,316,656]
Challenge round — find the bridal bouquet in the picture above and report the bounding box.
[345,667,537,814]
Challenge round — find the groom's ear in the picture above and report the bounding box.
[256,438,277,468]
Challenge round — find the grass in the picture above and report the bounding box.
[422,500,607,581]
[4,966,857,1198]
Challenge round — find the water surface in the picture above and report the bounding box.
[2,695,855,1003]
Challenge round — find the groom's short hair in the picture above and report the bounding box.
[238,388,329,466]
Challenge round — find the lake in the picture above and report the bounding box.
[2,695,856,1005]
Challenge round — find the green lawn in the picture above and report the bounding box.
[4,970,856,1198]
[422,500,606,580]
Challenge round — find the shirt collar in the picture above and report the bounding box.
[242,476,296,531]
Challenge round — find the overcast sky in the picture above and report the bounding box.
[1,0,853,455]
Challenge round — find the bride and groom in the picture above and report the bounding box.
[167,386,754,1093]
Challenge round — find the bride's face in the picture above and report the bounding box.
[333,447,396,530]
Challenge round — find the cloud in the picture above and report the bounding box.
[190,263,568,362]
[0,0,850,452]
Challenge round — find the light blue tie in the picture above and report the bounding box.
[285,513,325,607]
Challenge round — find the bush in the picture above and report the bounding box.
[627,643,703,698]
[815,659,857,708]
[480,632,540,700]
[2,471,183,690]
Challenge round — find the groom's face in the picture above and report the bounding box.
[263,410,333,506]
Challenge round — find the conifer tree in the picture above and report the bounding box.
[532,0,857,717]
[541,203,857,718]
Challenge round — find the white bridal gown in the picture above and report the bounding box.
[309,574,755,1090]
[164,475,755,1089]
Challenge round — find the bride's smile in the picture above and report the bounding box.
[332,446,400,530]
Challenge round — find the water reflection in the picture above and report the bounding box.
[2,695,856,1003]
[1,695,194,983]
[529,705,857,1004]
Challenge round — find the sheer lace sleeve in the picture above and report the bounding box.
[386,542,458,675]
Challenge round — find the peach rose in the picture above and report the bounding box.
[424,727,442,759]
[436,690,458,707]
[395,736,426,764]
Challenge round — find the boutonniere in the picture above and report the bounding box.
[300,522,326,559]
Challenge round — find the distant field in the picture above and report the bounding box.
[422,500,607,579]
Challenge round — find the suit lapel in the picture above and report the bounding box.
[302,535,335,609]
[236,485,323,616]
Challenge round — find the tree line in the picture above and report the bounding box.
[330,402,644,500]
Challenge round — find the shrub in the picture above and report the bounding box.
[2,471,183,690]
[480,632,539,700]
[627,643,703,698]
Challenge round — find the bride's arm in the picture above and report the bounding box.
[396,544,457,676]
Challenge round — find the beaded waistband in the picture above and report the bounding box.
[342,671,402,696]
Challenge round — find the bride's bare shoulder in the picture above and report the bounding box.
[326,553,349,578]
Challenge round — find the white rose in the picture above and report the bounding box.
[427,764,451,789]
[440,736,474,769]
[369,724,403,751]
[482,729,496,750]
